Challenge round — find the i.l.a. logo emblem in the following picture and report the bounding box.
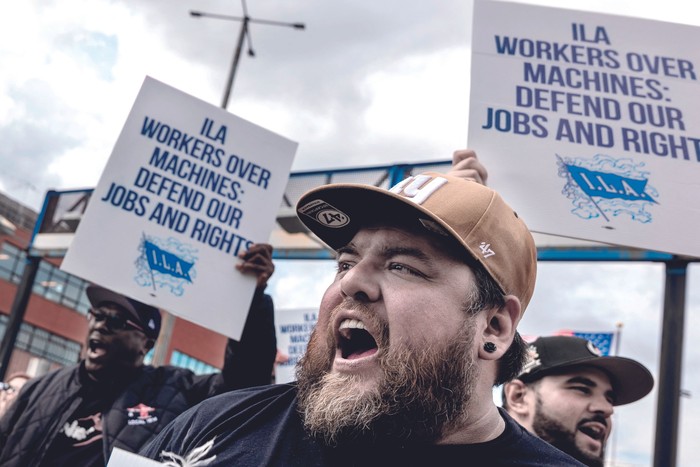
[557,154,659,224]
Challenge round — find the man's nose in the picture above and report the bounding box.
[339,261,381,303]
[590,395,614,418]
[91,316,111,332]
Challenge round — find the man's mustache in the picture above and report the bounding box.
[578,413,609,429]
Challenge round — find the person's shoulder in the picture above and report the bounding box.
[139,383,298,460]
[204,382,296,407]
[174,383,296,424]
[497,408,585,466]
[142,364,194,378]
[26,363,79,389]
[6,364,79,407]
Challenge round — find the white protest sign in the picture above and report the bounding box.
[469,0,700,257]
[62,76,298,339]
[107,448,162,467]
[274,307,317,384]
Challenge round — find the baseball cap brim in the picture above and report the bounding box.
[520,355,654,406]
[298,183,468,255]
[87,286,142,323]
[86,285,161,338]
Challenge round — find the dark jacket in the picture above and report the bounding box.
[0,291,276,467]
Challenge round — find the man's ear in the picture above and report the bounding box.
[479,295,521,360]
[503,379,531,416]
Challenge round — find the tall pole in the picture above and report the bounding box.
[653,258,688,467]
[190,2,304,110]
[609,321,623,466]
[0,254,41,380]
[221,16,249,109]
[613,321,622,356]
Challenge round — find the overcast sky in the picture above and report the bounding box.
[3,1,700,465]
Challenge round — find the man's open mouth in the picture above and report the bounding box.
[88,339,107,358]
[338,318,378,359]
[578,422,605,441]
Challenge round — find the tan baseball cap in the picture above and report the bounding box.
[296,172,538,311]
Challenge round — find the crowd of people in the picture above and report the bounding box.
[0,151,654,466]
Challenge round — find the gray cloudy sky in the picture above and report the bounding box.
[3,1,700,465]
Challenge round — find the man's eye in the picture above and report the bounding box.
[572,386,591,395]
[336,262,353,273]
[389,263,424,277]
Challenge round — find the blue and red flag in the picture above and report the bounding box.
[556,330,615,356]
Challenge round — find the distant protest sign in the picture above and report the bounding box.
[62,76,298,339]
[469,0,700,257]
[274,307,317,384]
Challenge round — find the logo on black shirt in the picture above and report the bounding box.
[127,403,158,425]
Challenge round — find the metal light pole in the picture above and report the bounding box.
[0,254,40,380]
[653,258,689,467]
[190,0,305,110]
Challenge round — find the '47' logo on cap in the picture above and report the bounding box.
[479,242,495,258]
[299,199,350,228]
[390,175,448,205]
[317,209,349,227]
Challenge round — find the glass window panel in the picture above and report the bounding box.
[15,326,31,349]
[47,268,68,302]
[143,349,154,365]
[32,262,52,296]
[62,276,83,305]
[170,350,218,375]
[11,323,80,366]
[30,328,49,354]
[76,291,91,315]
[0,244,25,283]
[43,268,63,302]
[0,244,19,279]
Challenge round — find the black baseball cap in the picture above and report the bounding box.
[86,285,161,339]
[517,335,654,406]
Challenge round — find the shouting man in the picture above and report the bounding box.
[502,335,653,466]
[140,171,583,466]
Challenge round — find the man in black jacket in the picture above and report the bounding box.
[0,242,277,467]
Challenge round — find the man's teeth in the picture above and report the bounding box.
[89,340,105,351]
[579,425,604,440]
[339,319,366,330]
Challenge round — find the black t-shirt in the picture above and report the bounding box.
[40,366,129,467]
[141,383,584,466]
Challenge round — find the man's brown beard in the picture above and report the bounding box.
[296,302,478,446]
[532,395,606,467]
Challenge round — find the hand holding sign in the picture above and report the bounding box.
[236,243,275,291]
[449,149,489,185]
